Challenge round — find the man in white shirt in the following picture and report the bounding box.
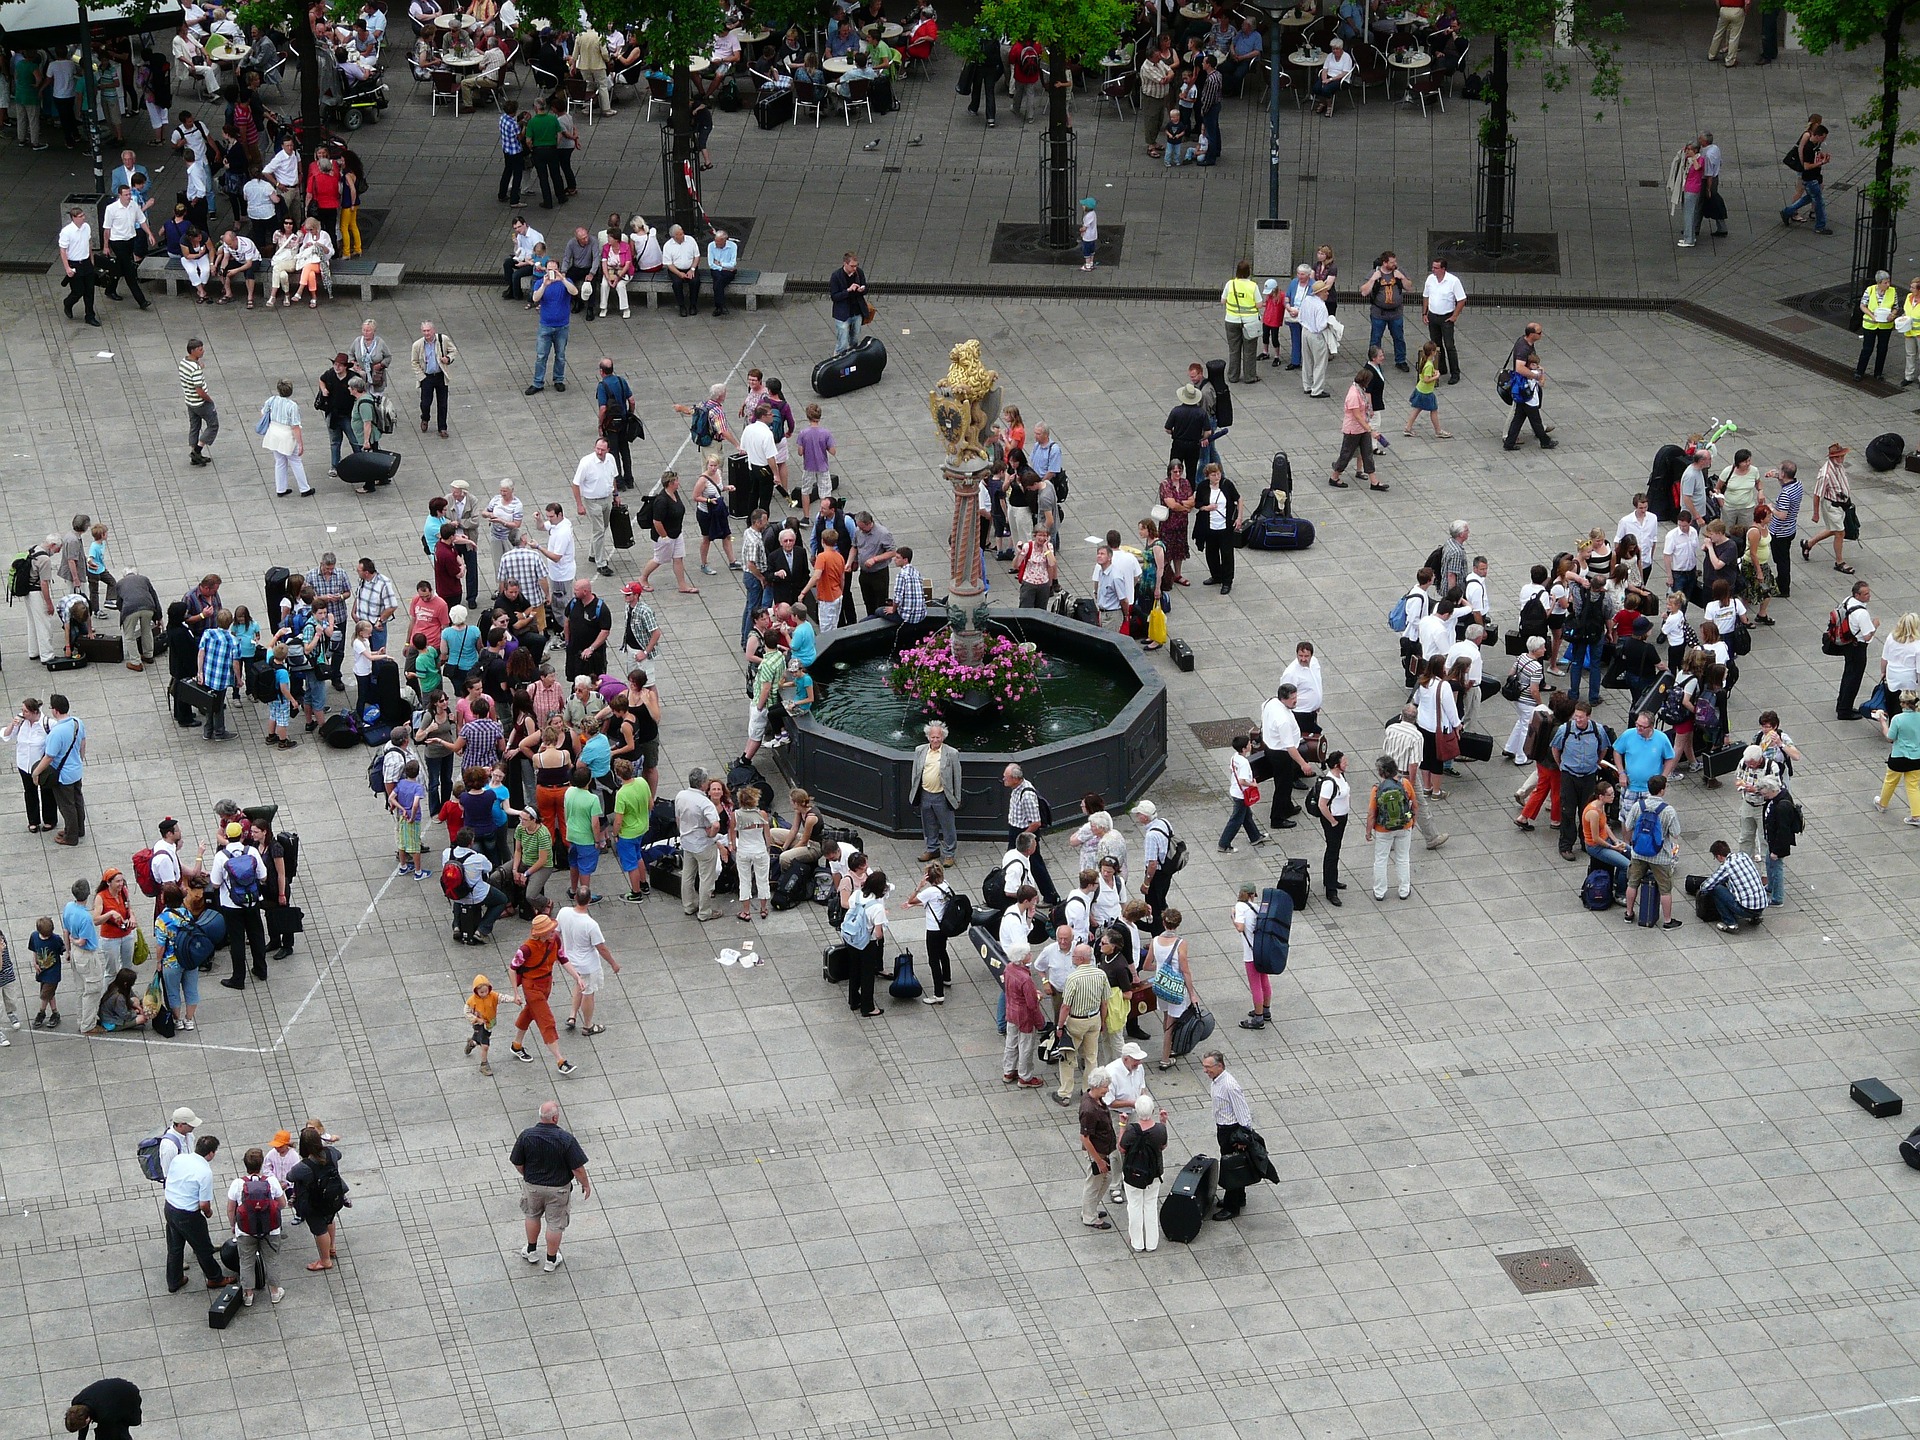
[502,216,544,301]
[660,224,701,316]
[57,204,100,326]
[46,53,80,144]
[1278,641,1324,735]
[1420,257,1467,383]
[998,832,1037,898]
[1446,625,1486,726]
[1290,271,1332,396]
[1662,510,1701,601]
[1460,559,1493,636]
[1091,544,1129,630]
[163,1131,233,1292]
[674,770,724,919]
[570,439,620,575]
[99,185,155,308]
[239,173,278,245]
[262,136,302,218]
[739,403,777,514]
[1031,920,1074,1025]
[1259,684,1307,829]
[169,110,210,165]
[483,478,526,585]
[538,502,577,588]
[1835,580,1876,722]
[1104,531,1141,598]
[1417,596,1453,661]
[208,823,269,989]
[215,229,262,305]
[557,892,620,1033]
[1615,495,1658,582]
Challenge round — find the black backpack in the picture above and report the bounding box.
[1568,584,1605,642]
[8,552,35,602]
[937,886,974,937]
[980,865,1008,913]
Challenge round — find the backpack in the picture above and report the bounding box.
[131,846,161,898]
[1121,1132,1163,1188]
[1568,584,1605,642]
[981,864,1008,913]
[838,895,874,949]
[1386,592,1411,632]
[223,848,262,908]
[1495,363,1515,406]
[440,851,475,901]
[1822,601,1862,656]
[1147,820,1187,879]
[278,830,300,881]
[688,403,717,447]
[1693,689,1720,734]
[177,912,223,967]
[1658,681,1691,727]
[1581,864,1614,910]
[634,489,657,530]
[1629,800,1667,859]
[310,1159,348,1211]
[367,744,397,795]
[136,1133,173,1183]
[237,1173,281,1236]
[8,551,34,601]
[1517,592,1549,640]
[1372,780,1412,832]
[937,886,974,938]
[1016,783,1054,828]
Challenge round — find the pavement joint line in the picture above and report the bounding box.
[664,320,769,473]
[1709,1396,1920,1438]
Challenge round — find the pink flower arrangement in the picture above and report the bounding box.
[887,631,1045,716]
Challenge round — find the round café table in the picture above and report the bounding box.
[1387,48,1428,98]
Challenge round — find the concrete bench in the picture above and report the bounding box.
[635,267,788,311]
[138,255,405,301]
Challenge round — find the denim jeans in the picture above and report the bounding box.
[1565,639,1602,703]
[739,573,766,647]
[1711,888,1761,925]
[1218,798,1261,849]
[1369,313,1406,365]
[328,418,363,471]
[532,323,570,387]
[1585,843,1629,899]
[1681,191,1701,243]
[1783,176,1826,228]
[1765,856,1784,907]
[835,315,863,353]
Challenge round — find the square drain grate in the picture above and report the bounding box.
[1189,718,1255,749]
[1498,1247,1598,1295]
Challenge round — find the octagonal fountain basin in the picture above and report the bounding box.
[787,609,1168,842]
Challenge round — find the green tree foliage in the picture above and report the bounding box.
[579,0,725,231]
[1452,0,1624,134]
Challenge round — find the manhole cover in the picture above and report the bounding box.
[1426,229,1561,276]
[991,222,1125,268]
[1638,180,1659,188]
[1189,718,1254,749]
[1497,1247,1597,1294]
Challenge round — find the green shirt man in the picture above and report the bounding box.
[613,776,653,840]
[563,783,600,847]
[526,110,560,147]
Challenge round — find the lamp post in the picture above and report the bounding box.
[1246,0,1288,220]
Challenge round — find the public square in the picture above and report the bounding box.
[4,4,1920,1439]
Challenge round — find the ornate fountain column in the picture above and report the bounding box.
[930,341,1003,669]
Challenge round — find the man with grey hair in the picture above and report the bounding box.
[910,722,960,864]
[673,769,724,919]
[1856,269,1897,382]
[1383,706,1449,850]
[1200,1049,1254,1218]
[1077,1066,1117,1230]
[510,1100,590,1273]
[1696,131,1727,237]
[1054,943,1108,1107]
[1289,264,1331,397]
[1439,520,1469,596]
[1003,763,1058,903]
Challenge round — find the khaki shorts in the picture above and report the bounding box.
[520,1181,573,1227]
[1626,858,1673,893]
[573,960,602,996]
[652,535,686,563]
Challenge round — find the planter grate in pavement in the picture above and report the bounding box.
[992,223,1125,267]
[1779,281,1859,333]
[1426,229,1561,275]
[1498,1247,1598,1294]
[1189,719,1255,749]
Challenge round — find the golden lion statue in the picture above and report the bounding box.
[929,340,1001,464]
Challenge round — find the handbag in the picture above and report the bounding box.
[1435,727,1461,762]
[1239,783,1261,805]
[255,406,271,436]
[1149,952,1187,1005]
[861,298,876,325]
[1146,604,1168,647]
[133,928,150,967]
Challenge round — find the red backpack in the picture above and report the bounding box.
[237,1173,281,1237]
[131,847,161,898]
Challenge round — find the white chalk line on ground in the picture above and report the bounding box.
[1711,1396,1920,1437]
[663,323,768,473]
[35,868,405,1057]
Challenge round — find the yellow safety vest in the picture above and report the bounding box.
[1902,292,1920,330]
[1223,277,1260,322]
[1862,284,1897,331]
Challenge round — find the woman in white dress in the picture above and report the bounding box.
[258,380,315,497]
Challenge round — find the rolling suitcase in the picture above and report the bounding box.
[811,336,887,397]
[609,499,634,550]
[1159,1154,1218,1244]
[1276,858,1310,911]
[1635,880,1660,927]
[208,1283,243,1329]
[754,85,794,128]
[337,448,402,488]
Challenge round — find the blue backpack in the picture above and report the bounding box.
[1386,593,1410,632]
[1581,865,1614,911]
[1629,800,1667,859]
[838,896,873,949]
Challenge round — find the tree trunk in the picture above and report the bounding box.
[1480,34,1509,256]
[294,19,321,138]
[669,61,699,233]
[1045,43,1072,247]
[1866,3,1904,278]
[75,7,104,194]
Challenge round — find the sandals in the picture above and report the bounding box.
[1434,430,1454,439]
[1172,575,1191,586]
[737,908,751,921]
[582,1024,605,1035]
[1156,1059,1176,1071]
[1369,483,1391,491]
[306,1261,333,1272]
[1834,563,1855,574]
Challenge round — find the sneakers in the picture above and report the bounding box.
[269,1286,285,1305]
[557,1060,576,1075]
[524,1243,540,1264]
[1426,833,1451,850]
[243,1290,255,1307]
[512,1044,535,1064]
[543,1252,564,1272]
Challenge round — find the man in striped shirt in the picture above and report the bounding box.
[496,537,552,625]
[180,339,218,468]
[352,558,399,648]
[885,548,926,627]
[305,554,352,693]
[458,697,505,771]
[1766,460,1800,599]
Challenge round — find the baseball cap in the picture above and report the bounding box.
[271,1130,293,1147]
[1121,1042,1149,1061]
[172,1107,203,1127]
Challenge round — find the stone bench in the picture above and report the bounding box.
[138,255,405,301]
[634,267,788,311]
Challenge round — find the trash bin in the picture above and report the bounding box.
[1253,217,1291,280]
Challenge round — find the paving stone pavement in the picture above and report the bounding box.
[2,271,1920,1440]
